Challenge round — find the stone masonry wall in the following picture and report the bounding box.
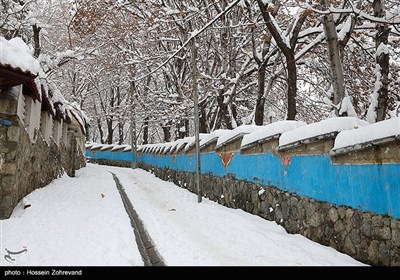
[137,162,400,266]
[0,91,23,218]
[0,93,85,219]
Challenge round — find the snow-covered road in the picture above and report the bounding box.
[1,163,366,266]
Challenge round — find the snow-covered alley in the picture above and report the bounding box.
[1,163,366,266]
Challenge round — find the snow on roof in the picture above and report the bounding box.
[215,125,260,149]
[184,133,208,152]
[331,117,400,154]
[278,117,369,149]
[241,121,306,149]
[0,36,41,75]
[70,109,86,134]
[199,129,228,148]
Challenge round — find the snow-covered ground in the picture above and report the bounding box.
[1,164,366,266]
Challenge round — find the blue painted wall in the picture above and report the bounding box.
[86,149,400,219]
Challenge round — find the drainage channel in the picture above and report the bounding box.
[110,172,165,266]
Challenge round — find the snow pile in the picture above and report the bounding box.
[279,117,369,148]
[216,125,260,149]
[199,129,229,148]
[332,117,400,153]
[241,121,306,149]
[0,36,41,75]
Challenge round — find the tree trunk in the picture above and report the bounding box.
[143,117,149,145]
[93,103,104,143]
[321,0,346,115]
[176,121,185,139]
[33,24,41,58]
[368,0,390,122]
[184,118,190,136]
[217,95,234,129]
[162,122,171,142]
[97,118,104,144]
[286,53,297,120]
[118,122,124,145]
[116,86,124,144]
[199,103,208,133]
[255,67,266,125]
[256,0,307,121]
[106,119,113,144]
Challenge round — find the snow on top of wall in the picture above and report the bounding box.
[155,142,170,154]
[216,125,260,148]
[146,144,157,153]
[137,145,144,152]
[111,145,130,152]
[332,117,400,152]
[163,142,177,154]
[100,144,115,151]
[184,133,208,152]
[199,129,229,148]
[279,117,369,148]
[123,145,132,152]
[175,137,194,152]
[0,36,41,75]
[165,141,178,153]
[241,121,306,149]
[90,144,104,151]
[85,142,95,149]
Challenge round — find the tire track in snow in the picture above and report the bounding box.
[110,172,165,266]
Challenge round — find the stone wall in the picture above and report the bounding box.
[0,91,86,219]
[137,163,400,266]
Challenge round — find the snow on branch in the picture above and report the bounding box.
[132,0,242,82]
[301,3,400,25]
